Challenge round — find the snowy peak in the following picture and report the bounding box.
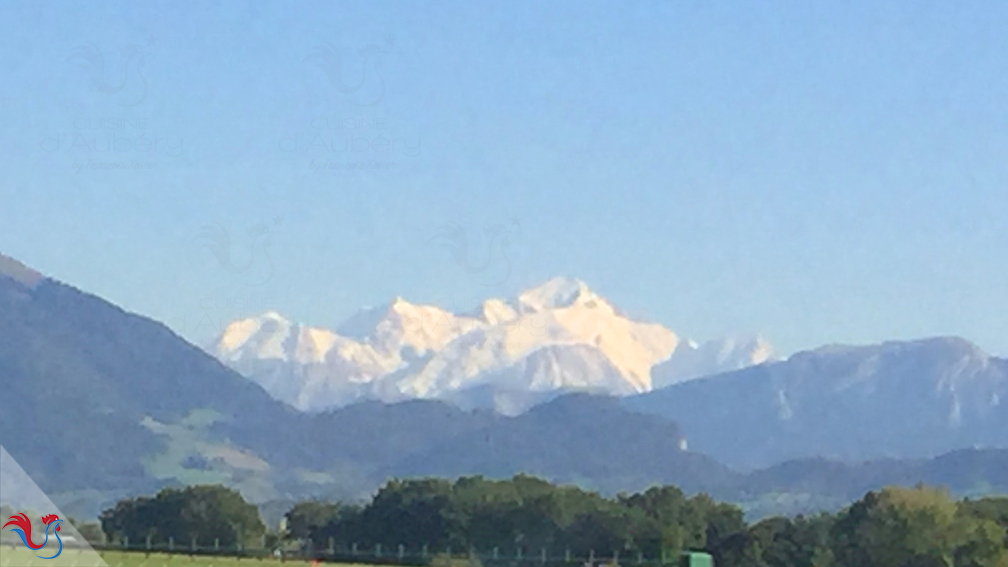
[215,311,295,361]
[338,297,482,354]
[517,277,607,312]
[335,302,392,340]
[210,277,772,414]
[652,335,777,389]
[296,326,340,364]
[213,311,339,366]
[478,298,518,326]
[686,335,774,366]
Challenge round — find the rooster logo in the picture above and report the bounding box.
[3,513,64,559]
[193,222,276,287]
[304,37,393,106]
[66,39,152,106]
[431,221,519,287]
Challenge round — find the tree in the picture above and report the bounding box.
[961,498,1008,546]
[359,478,457,548]
[284,501,344,542]
[100,485,265,548]
[689,493,746,558]
[69,517,106,544]
[561,505,646,556]
[830,486,1004,567]
[270,480,1008,567]
[729,515,836,567]
[622,486,692,556]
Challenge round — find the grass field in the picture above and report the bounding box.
[0,546,377,567]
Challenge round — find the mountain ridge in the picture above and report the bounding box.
[626,336,1008,469]
[211,276,775,414]
[3,251,1007,522]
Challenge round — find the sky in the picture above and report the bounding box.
[0,0,1006,357]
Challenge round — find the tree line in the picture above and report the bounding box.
[94,476,1008,567]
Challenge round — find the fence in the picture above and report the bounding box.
[64,537,706,566]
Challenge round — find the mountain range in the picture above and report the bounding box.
[210,277,775,415]
[1,251,1006,523]
[0,254,738,518]
[627,337,1008,468]
[211,276,1008,469]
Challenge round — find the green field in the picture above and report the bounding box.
[0,547,372,567]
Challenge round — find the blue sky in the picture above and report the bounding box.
[1,1,1006,357]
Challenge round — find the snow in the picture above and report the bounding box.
[651,336,776,389]
[210,277,774,414]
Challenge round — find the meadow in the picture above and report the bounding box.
[0,547,370,567]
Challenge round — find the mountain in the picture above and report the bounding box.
[4,251,1007,523]
[651,336,776,389]
[211,277,774,414]
[734,448,1008,518]
[0,252,491,513]
[0,252,285,495]
[0,254,735,516]
[626,337,1008,469]
[384,394,738,496]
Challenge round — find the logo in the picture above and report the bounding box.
[193,218,282,287]
[66,37,155,106]
[304,36,395,106]
[431,217,522,287]
[3,513,64,559]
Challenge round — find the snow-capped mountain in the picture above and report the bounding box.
[652,336,776,389]
[210,277,774,414]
